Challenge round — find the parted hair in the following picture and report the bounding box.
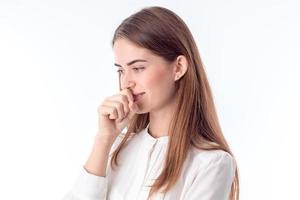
[110,6,239,200]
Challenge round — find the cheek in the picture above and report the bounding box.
[145,70,164,86]
[144,69,173,91]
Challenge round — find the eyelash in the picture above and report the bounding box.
[117,67,145,74]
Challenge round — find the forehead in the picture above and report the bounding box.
[113,38,154,64]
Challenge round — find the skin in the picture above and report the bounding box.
[113,38,188,138]
[84,38,188,176]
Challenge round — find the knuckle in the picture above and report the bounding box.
[116,102,122,109]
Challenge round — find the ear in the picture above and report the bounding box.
[173,55,188,81]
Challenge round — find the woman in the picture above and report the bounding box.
[63,6,239,200]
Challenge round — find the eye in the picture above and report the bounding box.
[132,67,145,72]
[116,69,124,74]
[116,67,145,75]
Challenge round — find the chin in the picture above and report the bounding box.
[134,105,150,115]
[134,109,147,114]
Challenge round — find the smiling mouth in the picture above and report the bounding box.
[133,92,145,102]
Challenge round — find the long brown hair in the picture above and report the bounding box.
[110,6,239,200]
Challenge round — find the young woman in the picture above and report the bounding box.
[63,6,239,200]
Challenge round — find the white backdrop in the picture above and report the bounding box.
[0,0,299,199]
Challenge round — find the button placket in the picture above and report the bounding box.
[142,141,157,183]
[136,140,158,198]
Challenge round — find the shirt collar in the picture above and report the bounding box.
[141,123,169,145]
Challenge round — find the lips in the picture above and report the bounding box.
[133,92,145,102]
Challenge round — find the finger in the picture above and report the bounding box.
[102,100,125,121]
[120,88,135,109]
[120,88,134,104]
[107,94,130,115]
[99,105,118,119]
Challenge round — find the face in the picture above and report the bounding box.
[113,38,177,114]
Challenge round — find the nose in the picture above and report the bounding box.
[120,70,137,91]
[120,79,136,91]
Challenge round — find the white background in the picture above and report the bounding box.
[0,0,299,199]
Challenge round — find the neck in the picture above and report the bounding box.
[148,97,177,138]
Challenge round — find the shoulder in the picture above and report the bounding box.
[182,148,237,197]
[189,148,236,172]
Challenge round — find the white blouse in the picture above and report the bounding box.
[62,124,236,200]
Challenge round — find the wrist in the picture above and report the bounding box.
[94,133,116,146]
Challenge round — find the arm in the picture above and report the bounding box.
[183,152,237,200]
[62,134,116,200]
[84,134,114,177]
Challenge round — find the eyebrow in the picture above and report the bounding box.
[114,59,147,67]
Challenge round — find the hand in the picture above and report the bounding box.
[96,88,138,143]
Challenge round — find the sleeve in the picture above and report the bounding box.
[61,166,108,200]
[183,152,236,200]
[61,132,126,200]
